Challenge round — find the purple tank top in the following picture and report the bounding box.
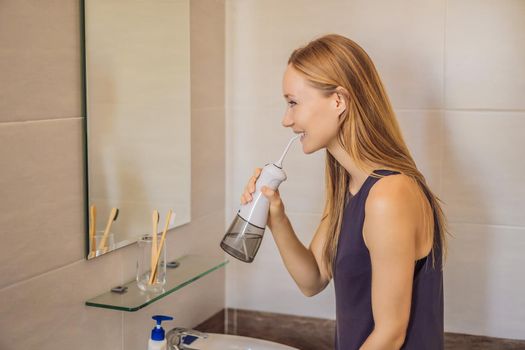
[334,169,444,349]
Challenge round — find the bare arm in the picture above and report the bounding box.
[268,207,332,297]
[359,175,420,349]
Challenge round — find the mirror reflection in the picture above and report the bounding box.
[84,0,191,258]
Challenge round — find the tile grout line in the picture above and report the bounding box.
[0,116,83,126]
[228,107,525,113]
[0,209,226,294]
[443,0,448,111]
[440,108,525,113]
[447,221,525,230]
[439,0,448,200]
[0,257,87,293]
[121,310,125,350]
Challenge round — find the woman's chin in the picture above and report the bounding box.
[301,139,321,154]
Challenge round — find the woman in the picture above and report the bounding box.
[241,34,448,349]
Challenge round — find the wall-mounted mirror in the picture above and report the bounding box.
[83,0,191,259]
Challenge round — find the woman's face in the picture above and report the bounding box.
[281,64,345,154]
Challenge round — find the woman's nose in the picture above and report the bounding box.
[281,112,293,128]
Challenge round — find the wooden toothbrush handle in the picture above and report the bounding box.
[89,205,96,256]
[149,209,173,284]
[97,208,117,251]
[149,210,159,284]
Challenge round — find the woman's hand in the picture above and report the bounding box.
[240,167,287,230]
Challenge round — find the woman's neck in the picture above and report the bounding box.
[327,142,382,196]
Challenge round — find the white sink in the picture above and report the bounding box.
[183,333,299,350]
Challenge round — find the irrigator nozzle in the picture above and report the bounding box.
[274,133,303,168]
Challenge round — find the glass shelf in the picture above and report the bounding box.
[85,254,228,312]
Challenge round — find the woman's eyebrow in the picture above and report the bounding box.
[283,93,296,99]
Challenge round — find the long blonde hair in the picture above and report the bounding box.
[288,34,448,277]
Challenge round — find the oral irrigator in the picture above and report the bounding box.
[220,133,302,262]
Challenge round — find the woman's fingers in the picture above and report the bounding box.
[249,168,262,195]
[240,167,263,204]
[249,176,257,192]
[240,186,253,204]
[249,168,262,192]
[260,186,277,204]
[261,187,285,221]
[240,192,251,204]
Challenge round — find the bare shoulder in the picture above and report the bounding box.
[363,173,422,249]
[366,173,421,211]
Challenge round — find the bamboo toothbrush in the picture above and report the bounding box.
[97,207,119,253]
[88,205,97,258]
[150,209,160,283]
[149,209,173,284]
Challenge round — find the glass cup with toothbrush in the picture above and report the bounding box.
[136,209,173,292]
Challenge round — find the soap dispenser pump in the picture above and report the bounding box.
[148,315,173,350]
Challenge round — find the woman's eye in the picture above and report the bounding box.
[287,100,297,107]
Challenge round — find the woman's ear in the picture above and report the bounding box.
[334,87,348,115]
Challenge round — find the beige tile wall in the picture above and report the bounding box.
[225,0,525,340]
[0,0,226,349]
[2,0,523,345]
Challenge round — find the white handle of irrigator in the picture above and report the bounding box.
[238,163,287,228]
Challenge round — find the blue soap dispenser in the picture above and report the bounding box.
[148,315,173,350]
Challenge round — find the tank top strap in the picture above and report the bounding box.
[354,169,401,200]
